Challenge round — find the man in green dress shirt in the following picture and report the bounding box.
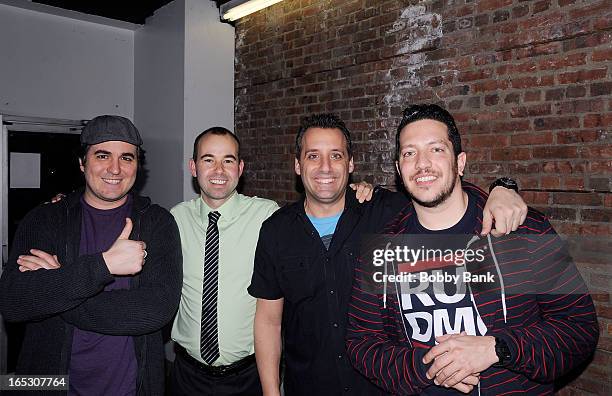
[170,127,278,395]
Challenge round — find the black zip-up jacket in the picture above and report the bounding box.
[346,186,599,395]
[0,190,183,395]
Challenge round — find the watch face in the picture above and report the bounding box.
[500,177,517,187]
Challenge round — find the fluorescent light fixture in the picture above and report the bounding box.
[220,0,283,21]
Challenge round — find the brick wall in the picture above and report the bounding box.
[234,0,611,393]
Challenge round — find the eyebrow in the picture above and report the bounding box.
[402,139,449,148]
[200,153,238,160]
[304,148,345,153]
[93,150,135,158]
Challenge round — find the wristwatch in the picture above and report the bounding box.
[489,177,519,193]
[493,337,512,367]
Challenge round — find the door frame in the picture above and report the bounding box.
[0,114,83,374]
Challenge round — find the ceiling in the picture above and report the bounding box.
[30,0,233,25]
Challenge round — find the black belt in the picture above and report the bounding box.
[175,344,256,377]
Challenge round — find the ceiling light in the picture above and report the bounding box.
[220,0,283,22]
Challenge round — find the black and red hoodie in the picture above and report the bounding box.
[346,185,599,395]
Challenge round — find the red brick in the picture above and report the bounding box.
[542,205,578,220]
[533,146,579,159]
[466,134,510,148]
[566,85,586,98]
[540,176,562,190]
[477,0,512,13]
[467,162,504,175]
[511,5,530,18]
[557,130,600,144]
[593,14,612,30]
[457,69,494,82]
[589,161,612,175]
[491,147,531,161]
[534,116,580,130]
[558,68,608,84]
[539,53,587,70]
[507,162,541,174]
[582,209,612,222]
[590,82,612,97]
[553,192,603,206]
[510,76,538,89]
[472,79,509,92]
[584,114,612,128]
[545,88,564,101]
[592,49,612,62]
[585,145,612,159]
[510,104,551,117]
[533,0,551,14]
[521,191,551,205]
[516,176,539,189]
[564,177,586,190]
[542,160,586,173]
[569,1,611,20]
[557,99,605,114]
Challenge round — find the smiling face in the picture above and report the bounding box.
[190,133,244,209]
[80,140,138,209]
[396,119,466,208]
[295,127,354,214]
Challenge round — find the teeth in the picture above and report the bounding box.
[102,179,121,185]
[317,178,333,184]
[210,179,227,185]
[416,175,437,182]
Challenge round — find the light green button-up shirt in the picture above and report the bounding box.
[170,192,279,365]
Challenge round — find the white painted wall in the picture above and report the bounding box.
[183,0,234,200]
[0,0,235,209]
[0,4,134,120]
[134,0,186,209]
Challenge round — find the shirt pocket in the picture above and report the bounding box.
[279,256,314,303]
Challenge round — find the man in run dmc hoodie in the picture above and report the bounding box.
[346,104,599,395]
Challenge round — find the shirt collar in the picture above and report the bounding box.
[196,191,240,223]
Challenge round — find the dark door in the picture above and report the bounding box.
[5,130,82,372]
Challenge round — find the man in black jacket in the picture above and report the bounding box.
[0,115,183,395]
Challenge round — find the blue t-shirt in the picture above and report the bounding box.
[307,211,342,249]
[69,196,137,396]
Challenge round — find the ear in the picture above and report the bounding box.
[294,158,301,176]
[457,152,467,176]
[395,161,400,175]
[238,159,245,178]
[348,156,354,174]
[189,159,197,178]
[79,158,85,173]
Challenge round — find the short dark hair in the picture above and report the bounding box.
[396,104,462,160]
[192,127,241,160]
[295,113,352,159]
[78,144,141,165]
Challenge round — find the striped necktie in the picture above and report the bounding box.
[200,210,221,364]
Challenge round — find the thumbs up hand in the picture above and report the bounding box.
[102,218,147,275]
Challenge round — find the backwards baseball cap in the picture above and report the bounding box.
[80,115,143,146]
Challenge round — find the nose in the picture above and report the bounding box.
[107,158,121,175]
[415,152,432,171]
[320,156,331,172]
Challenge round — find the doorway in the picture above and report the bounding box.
[0,115,84,374]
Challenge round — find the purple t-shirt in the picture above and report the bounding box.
[68,196,137,396]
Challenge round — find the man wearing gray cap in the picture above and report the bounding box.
[0,115,183,395]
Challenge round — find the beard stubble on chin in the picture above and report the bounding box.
[406,161,459,208]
